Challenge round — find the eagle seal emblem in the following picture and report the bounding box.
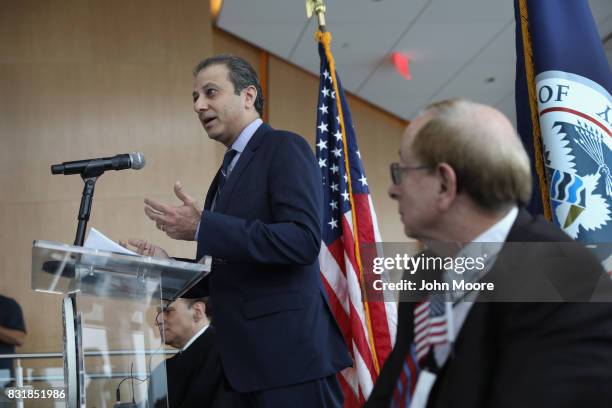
[536,71,612,242]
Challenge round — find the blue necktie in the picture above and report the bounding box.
[218,149,237,192]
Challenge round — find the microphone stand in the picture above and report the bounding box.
[70,167,104,407]
[74,166,105,246]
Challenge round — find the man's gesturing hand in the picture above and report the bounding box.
[144,181,202,241]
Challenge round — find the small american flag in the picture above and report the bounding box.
[414,298,448,364]
[315,31,397,406]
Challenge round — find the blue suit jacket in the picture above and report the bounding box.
[192,123,351,392]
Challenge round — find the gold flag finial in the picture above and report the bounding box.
[306,0,327,31]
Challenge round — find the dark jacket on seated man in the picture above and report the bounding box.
[149,297,232,408]
[161,326,227,408]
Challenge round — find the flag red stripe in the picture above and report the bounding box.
[415,304,429,314]
[358,389,366,405]
[415,313,428,325]
[337,217,379,382]
[340,216,361,277]
[327,239,348,279]
[322,274,351,345]
[353,193,375,243]
[406,352,419,393]
[347,302,378,381]
[338,372,360,408]
[342,207,392,381]
[367,301,394,368]
[323,239,379,384]
[352,194,394,367]
[429,321,447,329]
[395,365,409,406]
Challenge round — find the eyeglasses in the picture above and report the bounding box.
[390,162,430,185]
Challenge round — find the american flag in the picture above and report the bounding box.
[315,31,397,406]
[414,298,448,363]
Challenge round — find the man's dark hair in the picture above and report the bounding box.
[193,54,264,117]
[186,297,212,319]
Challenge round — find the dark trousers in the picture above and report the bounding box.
[225,374,344,408]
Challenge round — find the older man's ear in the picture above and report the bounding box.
[435,163,458,210]
[192,302,207,323]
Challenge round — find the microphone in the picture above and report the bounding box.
[51,153,146,175]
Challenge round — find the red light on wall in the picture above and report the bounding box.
[391,52,411,80]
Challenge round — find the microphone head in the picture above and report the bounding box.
[51,164,64,174]
[129,152,146,170]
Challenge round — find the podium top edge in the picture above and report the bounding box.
[32,240,208,272]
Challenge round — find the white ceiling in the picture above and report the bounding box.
[217,0,612,125]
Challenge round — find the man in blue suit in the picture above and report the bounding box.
[128,54,351,407]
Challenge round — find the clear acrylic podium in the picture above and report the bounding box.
[31,240,211,408]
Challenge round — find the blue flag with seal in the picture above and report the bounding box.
[515,0,612,243]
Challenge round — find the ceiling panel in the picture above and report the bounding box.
[360,19,509,118]
[216,1,308,58]
[429,22,516,109]
[418,0,513,24]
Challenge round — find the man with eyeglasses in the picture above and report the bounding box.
[366,99,612,408]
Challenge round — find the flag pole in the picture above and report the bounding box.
[306,0,327,32]
[518,0,552,220]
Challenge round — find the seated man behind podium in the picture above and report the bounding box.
[366,98,612,408]
[150,296,227,408]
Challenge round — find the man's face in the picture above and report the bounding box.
[192,64,248,147]
[155,299,195,349]
[388,114,440,240]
